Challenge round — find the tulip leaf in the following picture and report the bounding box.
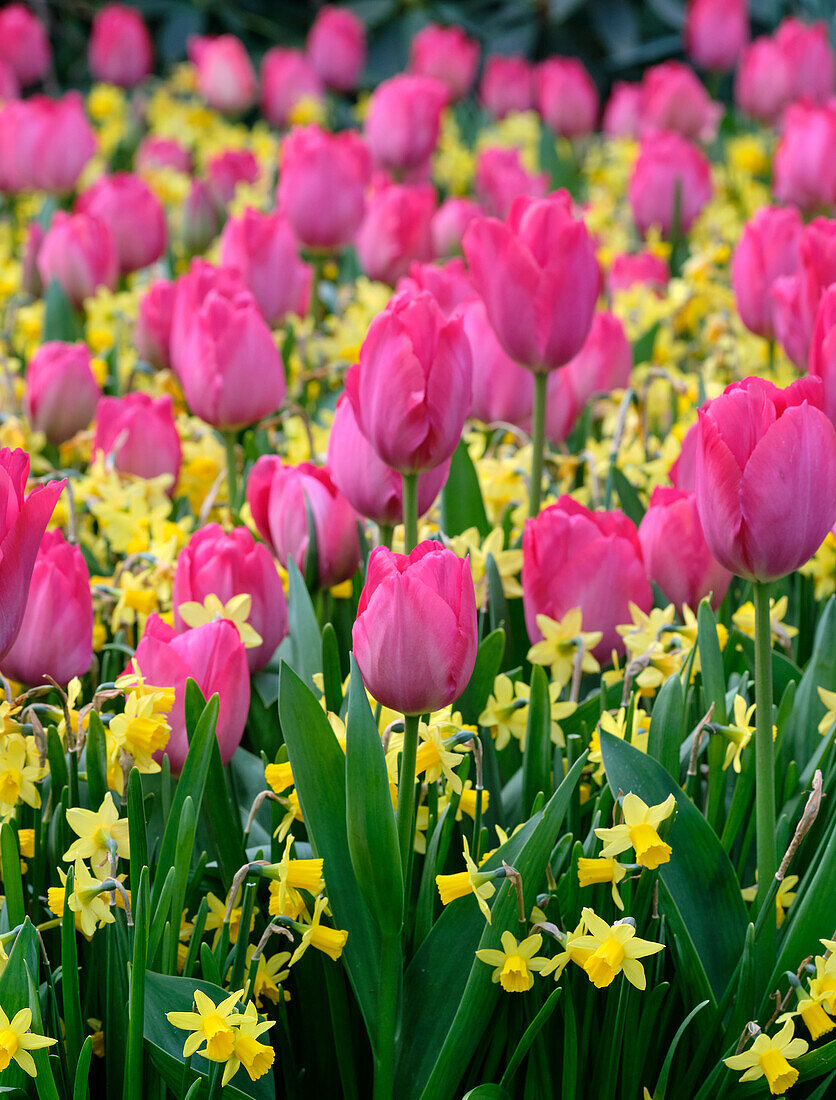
[632,321,660,366]
[61,867,84,1074]
[321,622,344,714]
[202,728,246,892]
[648,671,684,779]
[462,1088,511,1100]
[43,278,83,342]
[455,627,505,726]
[784,595,836,761]
[278,662,381,1040]
[441,439,490,539]
[697,600,727,725]
[600,731,747,1004]
[522,664,551,816]
[276,558,322,689]
[611,466,645,526]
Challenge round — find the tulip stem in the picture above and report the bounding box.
[223,432,239,516]
[753,580,777,967]
[373,930,400,1100]
[529,372,548,517]
[378,523,393,550]
[396,713,420,894]
[401,473,418,553]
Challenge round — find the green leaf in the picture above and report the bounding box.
[46,726,68,802]
[0,920,39,1091]
[462,1088,510,1100]
[650,998,708,1099]
[202,729,245,892]
[73,1037,94,1100]
[486,553,509,637]
[440,440,490,538]
[85,710,109,808]
[43,278,83,342]
[276,558,322,688]
[321,622,344,714]
[61,866,84,1074]
[633,321,660,366]
[127,767,148,904]
[25,963,60,1100]
[611,466,645,526]
[785,595,836,761]
[697,600,727,725]
[123,867,149,1100]
[522,665,551,817]
[648,673,684,779]
[455,628,505,726]
[600,732,746,1004]
[0,824,24,928]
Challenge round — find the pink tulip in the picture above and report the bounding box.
[169,260,251,377]
[463,191,601,372]
[695,376,836,581]
[1,529,92,685]
[93,393,181,486]
[0,4,50,86]
[133,614,250,772]
[771,218,836,368]
[327,394,450,528]
[89,3,153,87]
[639,62,721,142]
[734,37,792,124]
[395,257,474,317]
[352,542,477,715]
[37,211,118,308]
[205,148,260,208]
[260,47,323,128]
[773,99,836,213]
[431,198,481,259]
[602,82,642,138]
[354,177,436,286]
[809,284,836,429]
[345,288,472,474]
[523,497,651,660]
[188,34,257,114]
[0,94,98,194]
[409,24,479,101]
[247,456,360,589]
[628,130,712,238]
[277,125,370,251]
[0,102,35,193]
[0,448,65,662]
[306,5,366,92]
[181,179,220,255]
[137,135,192,175]
[669,419,700,492]
[731,206,802,341]
[364,74,448,174]
[474,146,548,219]
[25,341,101,445]
[0,59,18,101]
[639,487,731,612]
[774,17,835,105]
[535,57,599,138]
[173,523,287,673]
[76,172,166,275]
[607,251,669,294]
[684,0,748,72]
[136,279,177,370]
[457,296,533,426]
[178,287,286,430]
[479,55,534,120]
[220,206,311,324]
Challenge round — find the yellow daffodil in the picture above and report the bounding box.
[527,610,602,689]
[64,793,130,870]
[178,592,263,649]
[435,836,496,923]
[479,675,529,751]
[817,687,836,736]
[475,931,552,993]
[721,695,758,773]
[741,874,798,927]
[596,793,675,870]
[572,908,664,990]
[577,857,628,910]
[266,838,324,920]
[289,897,348,965]
[222,1002,275,1085]
[67,860,116,939]
[245,947,291,1008]
[265,760,293,794]
[167,988,244,1061]
[808,951,836,1015]
[732,596,797,648]
[723,1019,808,1095]
[0,1007,56,1076]
[415,721,470,793]
[0,734,46,813]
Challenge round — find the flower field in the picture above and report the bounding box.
[0,1,834,1097]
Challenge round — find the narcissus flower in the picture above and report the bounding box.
[527,609,602,688]
[66,859,116,938]
[741,874,797,927]
[223,1002,275,1085]
[572,908,664,990]
[289,897,348,964]
[65,792,130,870]
[475,931,552,993]
[817,687,836,735]
[0,1007,56,1076]
[596,793,675,870]
[577,857,628,910]
[436,836,496,922]
[167,988,244,1061]
[723,1019,808,1095]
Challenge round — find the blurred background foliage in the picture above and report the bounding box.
[44,0,836,95]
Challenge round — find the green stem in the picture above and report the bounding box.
[401,473,418,553]
[224,432,239,515]
[753,581,777,967]
[312,253,328,327]
[529,372,548,517]
[378,523,393,550]
[767,338,775,375]
[373,931,401,1100]
[396,714,420,884]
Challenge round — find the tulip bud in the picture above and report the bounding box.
[474,146,548,219]
[810,284,836,430]
[773,100,836,213]
[0,4,51,86]
[260,47,323,128]
[169,259,251,378]
[771,218,836,368]
[684,0,748,72]
[29,94,98,193]
[734,37,792,124]
[479,55,534,120]
[187,34,257,114]
[135,279,176,370]
[364,74,448,175]
[137,135,192,175]
[638,61,722,143]
[220,206,312,325]
[431,198,481,259]
[602,82,642,138]
[205,148,259,209]
[535,57,599,138]
[94,393,181,487]
[355,178,436,286]
[306,6,366,93]
[774,16,835,105]
[76,172,167,276]
[37,211,119,308]
[408,24,479,101]
[395,257,474,317]
[89,3,153,88]
[181,179,220,256]
[628,130,712,238]
[607,251,669,294]
[732,206,802,341]
[25,341,101,445]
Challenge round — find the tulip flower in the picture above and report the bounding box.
[0,4,51,86]
[76,172,167,276]
[37,211,118,308]
[260,46,323,128]
[731,206,802,342]
[180,179,220,257]
[607,251,669,294]
[93,393,181,487]
[25,341,101,446]
[734,36,792,124]
[188,34,257,115]
[771,219,836,368]
[458,297,533,427]
[89,4,153,88]
[774,16,835,104]
[479,56,534,120]
[1,529,93,686]
[638,61,722,143]
[535,57,599,138]
[205,148,259,209]
[136,135,192,175]
[246,456,360,590]
[810,284,836,430]
[396,258,474,317]
[0,448,66,662]
[408,24,479,101]
[132,614,250,772]
[431,198,481,259]
[628,130,712,240]
[474,147,548,219]
[220,206,312,324]
[602,82,642,138]
[364,74,448,175]
[773,100,836,213]
[684,0,748,72]
[169,260,251,377]
[0,94,96,195]
[355,177,436,287]
[173,524,287,673]
[306,5,366,92]
[135,279,176,370]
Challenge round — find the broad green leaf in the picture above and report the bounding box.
[612,466,645,526]
[43,278,83,342]
[649,672,684,779]
[61,867,84,1073]
[440,439,490,538]
[462,1088,510,1099]
[633,321,660,366]
[0,824,23,928]
[124,868,149,1100]
[0,920,40,1091]
[275,558,322,688]
[202,729,245,891]
[455,628,505,726]
[321,622,344,714]
[785,596,836,761]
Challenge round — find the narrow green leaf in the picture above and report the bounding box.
[499,987,561,1087]
[127,767,147,904]
[455,628,505,726]
[611,466,645,526]
[202,732,245,892]
[124,867,149,1100]
[25,964,60,1100]
[43,278,83,342]
[321,622,344,714]
[522,665,551,817]
[440,439,491,538]
[61,867,84,1074]
[651,998,708,1099]
[0,920,40,1091]
[785,595,836,761]
[46,726,68,800]
[0,824,24,928]
[303,492,320,592]
[85,711,108,808]
[167,797,196,975]
[72,1037,93,1100]
[276,558,322,688]
[485,553,509,637]
[697,600,727,725]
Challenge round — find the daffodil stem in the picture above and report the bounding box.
[396,714,420,891]
[224,432,239,515]
[373,930,400,1100]
[753,580,777,965]
[401,473,418,553]
[529,371,547,517]
[206,1060,222,1100]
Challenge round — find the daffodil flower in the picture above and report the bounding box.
[476,931,552,993]
[571,908,664,990]
[527,609,601,689]
[289,897,348,965]
[178,592,263,649]
[596,793,676,870]
[167,988,244,1061]
[0,1007,56,1076]
[221,1002,275,1085]
[65,792,130,870]
[435,836,496,923]
[723,1019,808,1095]
[577,857,628,910]
[817,686,836,736]
[741,874,798,927]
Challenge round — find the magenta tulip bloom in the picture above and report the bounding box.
[89,4,153,88]
[522,497,651,660]
[187,34,257,115]
[732,206,802,341]
[431,198,481,259]
[603,82,642,138]
[169,260,250,377]
[810,284,836,430]
[638,61,721,143]
[352,542,477,715]
[0,4,51,86]
[684,0,748,72]
[345,288,472,474]
[535,57,599,138]
[474,146,548,219]
[773,100,836,213]
[206,148,259,209]
[37,211,118,308]
[94,393,181,487]
[364,74,448,175]
[247,456,360,589]
[133,614,250,772]
[0,448,65,662]
[638,487,731,613]
[396,258,474,317]
[463,191,601,373]
[774,16,835,104]
[479,55,534,120]
[408,24,479,101]
[260,47,323,129]
[457,296,533,427]
[173,524,287,673]
[306,5,366,92]
[607,251,669,294]
[25,341,101,446]
[734,37,792,125]
[136,279,177,370]
[76,172,167,276]
[628,130,712,238]
[695,377,836,582]
[220,206,312,324]
[137,135,192,175]
[354,178,436,287]
[771,218,836,369]
[2,529,93,685]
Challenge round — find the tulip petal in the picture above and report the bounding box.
[695,412,747,575]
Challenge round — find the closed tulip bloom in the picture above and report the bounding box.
[246,456,360,589]
[345,288,472,473]
[536,57,598,138]
[475,146,548,219]
[220,206,311,324]
[774,17,835,104]
[169,260,251,377]
[94,393,181,486]
[607,251,669,294]
[355,178,436,286]
[0,448,66,662]
[480,55,534,119]
[638,62,721,143]
[25,94,97,194]
[464,191,601,372]
[732,206,802,340]
[396,257,474,317]
[260,47,323,128]
[0,4,50,86]
[773,100,836,213]
[522,497,651,660]
[178,288,285,430]
[76,172,167,275]
[409,24,479,101]
[352,542,477,715]
[364,74,448,174]
[306,5,366,92]
[278,125,370,251]
[684,0,748,72]
[205,148,259,208]
[180,179,220,256]
[173,524,287,673]
[0,59,17,101]
[771,218,836,368]
[602,82,642,138]
[135,278,176,370]
[133,614,250,772]
[327,394,450,527]
[2,529,93,686]
[669,419,700,492]
[136,135,192,175]
[628,131,712,238]
[639,487,732,612]
[457,296,533,426]
[431,197,481,259]
[25,341,101,445]
[695,376,836,582]
[809,284,836,429]
[188,34,257,114]
[89,4,153,88]
[734,37,792,124]
[37,211,118,308]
